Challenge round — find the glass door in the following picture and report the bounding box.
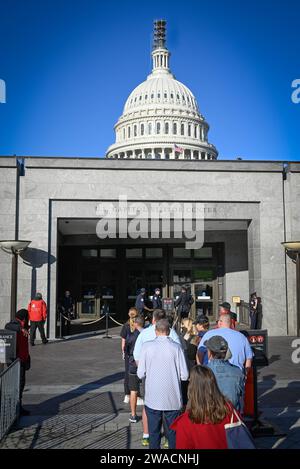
[126,268,143,311]
[79,284,100,319]
[192,268,216,319]
[99,267,117,317]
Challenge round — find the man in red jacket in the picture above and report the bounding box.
[5,309,31,415]
[28,292,48,346]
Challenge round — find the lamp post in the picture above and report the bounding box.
[0,240,31,320]
[282,241,300,337]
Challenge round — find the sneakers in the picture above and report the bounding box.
[137,397,144,406]
[162,437,169,449]
[129,415,138,423]
[123,395,130,404]
[141,437,149,446]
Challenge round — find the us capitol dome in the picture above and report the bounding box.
[106,20,218,160]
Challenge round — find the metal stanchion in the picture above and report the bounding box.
[103,303,112,339]
[59,310,64,340]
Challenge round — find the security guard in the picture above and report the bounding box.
[135,288,153,317]
[174,286,194,320]
[152,288,162,310]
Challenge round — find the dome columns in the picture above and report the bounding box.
[107,145,217,161]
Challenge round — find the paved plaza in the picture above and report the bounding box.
[1,328,300,449]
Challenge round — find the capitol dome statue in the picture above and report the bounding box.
[106,20,218,160]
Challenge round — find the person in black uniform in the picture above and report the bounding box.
[152,288,162,310]
[62,290,75,320]
[60,290,75,335]
[135,288,152,318]
[174,286,194,320]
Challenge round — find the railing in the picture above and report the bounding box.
[238,301,250,326]
[0,359,20,441]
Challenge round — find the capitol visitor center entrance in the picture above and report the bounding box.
[57,241,225,329]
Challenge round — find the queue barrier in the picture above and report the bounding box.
[0,359,20,442]
[242,329,285,437]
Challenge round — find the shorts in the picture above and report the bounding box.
[139,377,145,399]
[128,373,140,392]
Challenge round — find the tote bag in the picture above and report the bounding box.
[224,408,256,449]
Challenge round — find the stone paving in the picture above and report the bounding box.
[0,328,299,449]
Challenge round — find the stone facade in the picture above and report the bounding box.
[0,156,299,338]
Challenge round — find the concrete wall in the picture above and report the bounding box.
[0,156,298,337]
[0,158,16,328]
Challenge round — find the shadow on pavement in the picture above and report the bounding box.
[5,372,128,449]
[256,374,300,449]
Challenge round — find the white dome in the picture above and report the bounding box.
[106,22,218,161]
[123,71,200,115]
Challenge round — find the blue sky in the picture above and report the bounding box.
[0,0,299,160]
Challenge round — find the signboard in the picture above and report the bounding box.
[0,330,17,364]
[232,296,241,304]
[240,329,268,367]
[162,298,174,314]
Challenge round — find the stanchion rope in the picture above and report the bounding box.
[60,313,106,326]
[108,315,126,326]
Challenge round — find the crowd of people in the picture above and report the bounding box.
[6,284,257,449]
[120,287,255,450]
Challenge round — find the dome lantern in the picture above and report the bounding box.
[152,19,170,74]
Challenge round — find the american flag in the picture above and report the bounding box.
[174,144,184,153]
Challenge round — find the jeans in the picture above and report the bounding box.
[145,406,180,449]
[30,321,47,344]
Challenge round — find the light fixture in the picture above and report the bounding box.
[0,240,31,320]
[0,240,31,254]
[282,241,300,252]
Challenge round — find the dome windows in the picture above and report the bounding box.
[156,122,161,134]
[148,122,152,134]
[165,122,169,134]
[134,125,137,137]
[181,123,184,136]
[128,126,131,138]
[173,122,177,134]
[141,123,145,136]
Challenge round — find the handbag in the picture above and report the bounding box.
[224,407,256,449]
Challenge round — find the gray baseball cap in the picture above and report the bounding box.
[204,335,232,360]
